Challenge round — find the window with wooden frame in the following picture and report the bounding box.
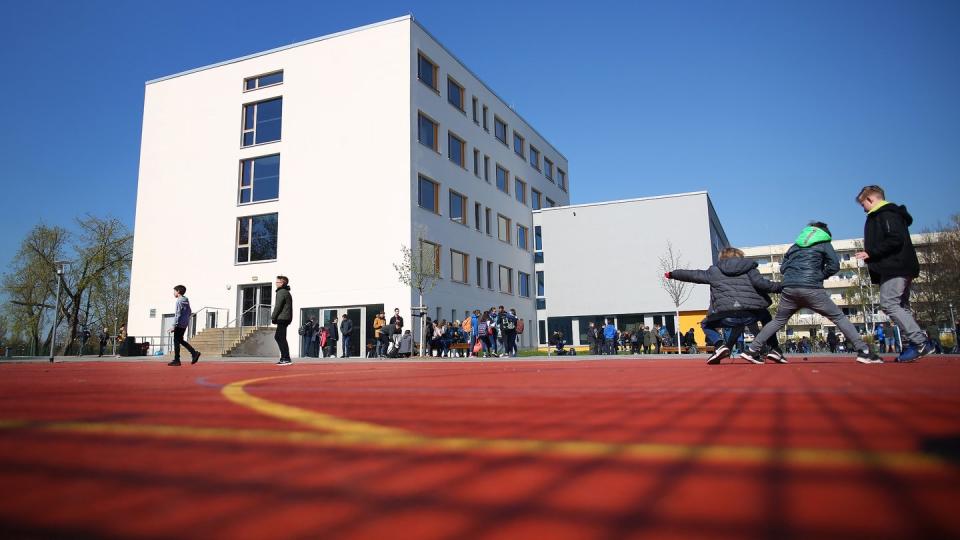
[450,250,468,283]
[513,132,525,158]
[529,145,541,171]
[419,239,441,275]
[558,168,567,191]
[494,116,508,145]
[447,131,466,168]
[544,157,554,182]
[244,70,283,91]
[417,112,438,151]
[241,98,282,147]
[417,175,439,213]
[449,190,467,225]
[531,189,542,210]
[517,224,529,251]
[514,178,526,205]
[499,265,514,294]
[447,77,465,112]
[496,164,509,194]
[497,214,511,244]
[417,52,438,92]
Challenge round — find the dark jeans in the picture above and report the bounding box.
[702,312,779,352]
[173,326,196,361]
[342,335,352,357]
[504,330,517,356]
[275,321,291,360]
[98,342,107,357]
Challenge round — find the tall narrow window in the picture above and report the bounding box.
[558,169,567,192]
[473,149,480,176]
[535,225,543,251]
[544,158,554,182]
[514,178,526,205]
[497,214,511,243]
[239,154,280,204]
[518,272,531,298]
[483,156,491,182]
[450,250,468,283]
[476,258,483,287]
[529,146,541,171]
[494,117,508,145]
[417,52,438,91]
[517,225,529,251]
[487,261,494,289]
[236,213,278,263]
[472,96,479,123]
[242,98,282,147]
[499,265,513,294]
[417,175,439,213]
[449,190,467,225]
[531,189,542,210]
[418,112,438,151]
[536,271,545,297]
[244,70,283,91]
[419,239,440,275]
[485,208,492,235]
[448,132,466,168]
[482,105,489,131]
[474,202,482,230]
[513,132,525,157]
[447,78,465,112]
[496,165,509,194]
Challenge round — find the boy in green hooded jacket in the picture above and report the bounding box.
[741,222,883,365]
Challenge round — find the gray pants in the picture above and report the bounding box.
[879,277,925,346]
[750,288,866,353]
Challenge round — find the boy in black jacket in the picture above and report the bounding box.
[668,247,784,364]
[855,185,930,362]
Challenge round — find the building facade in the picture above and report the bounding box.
[128,16,569,355]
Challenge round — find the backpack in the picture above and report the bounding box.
[506,317,516,330]
[463,317,472,332]
[516,319,524,334]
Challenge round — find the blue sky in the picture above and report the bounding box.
[1,0,957,266]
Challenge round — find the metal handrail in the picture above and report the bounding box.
[220,303,271,354]
[189,306,230,338]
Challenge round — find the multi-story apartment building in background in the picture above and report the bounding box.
[128,16,569,355]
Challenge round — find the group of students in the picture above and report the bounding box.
[583,321,674,355]
[667,185,934,364]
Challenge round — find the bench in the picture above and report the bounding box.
[660,345,715,354]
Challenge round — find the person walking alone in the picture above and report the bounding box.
[272,276,293,365]
[168,285,200,366]
[98,326,110,357]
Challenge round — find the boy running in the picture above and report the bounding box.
[742,222,882,364]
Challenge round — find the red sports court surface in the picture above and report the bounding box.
[1,355,959,539]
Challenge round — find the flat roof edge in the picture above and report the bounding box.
[146,15,413,85]
[533,191,709,213]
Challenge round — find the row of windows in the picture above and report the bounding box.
[417,51,568,193]
[418,112,558,210]
[418,174,532,251]
[418,239,532,297]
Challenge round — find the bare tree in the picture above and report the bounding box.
[393,234,441,356]
[658,241,693,354]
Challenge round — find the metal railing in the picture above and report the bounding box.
[219,303,271,354]
[189,306,230,338]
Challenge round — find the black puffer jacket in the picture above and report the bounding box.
[671,258,782,321]
[779,226,840,289]
[863,203,920,284]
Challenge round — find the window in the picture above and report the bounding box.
[447,77,465,112]
[497,214,511,243]
[244,70,283,91]
[494,117,508,145]
[513,132,525,157]
[531,189,542,210]
[529,146,541,171]
[514,178,526,205]
[517,225,529,250]
[238,154,280,204]
[496,165,509,194]
[242,98,282,147]
[418,112,438,151]
[536,271,544,297]
[546,197,556,208]
[544,158,554,181]
[472,96,479,123]
[499,265,513,294]
[482,105,489,131]
[487,261,494,289]
[450,250,468,283]
[417,52,438,91]
[418,175,439,213]
[558,169,567,192]
[419,239,440,275]
[535,225,543,251]
[474,202,482,230]
[473,149,480,176]
[483,156,490,182]
[448,132,466,167]
[535,252,544,264]
[476,258,483,286]
[536,298,546,310]
[485,207,492,235]
[449,190,467,225]
[236,213,278,263]
[518,272,531,298]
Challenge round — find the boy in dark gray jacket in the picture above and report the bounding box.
[668,247,783,364]
[742,222,882,364]
[271,275,293,365]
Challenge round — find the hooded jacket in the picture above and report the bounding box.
[779,226,840,289]
[863,203,920,284]
[271,285,293,323]
[670,257,782,321]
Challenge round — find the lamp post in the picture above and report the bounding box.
[49,261,69,362]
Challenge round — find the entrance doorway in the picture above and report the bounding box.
[299,304,383,358]
[239,284,272,327]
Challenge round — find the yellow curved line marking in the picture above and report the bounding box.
[216,373,952,471]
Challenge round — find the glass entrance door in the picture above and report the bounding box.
[239,284,272,327]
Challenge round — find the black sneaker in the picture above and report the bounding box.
[191,351,201,365]
[277,358,293,366]
[706,344,730,365]
[917,342,935,359]
[167,360,182,366]
[856,350,884,364]
[739,349,764,364]
[765,349,788,364]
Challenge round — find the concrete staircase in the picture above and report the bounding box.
[186,326,272,357]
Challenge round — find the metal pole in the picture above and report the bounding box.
[49,267,62,362]
[113,317,118,356]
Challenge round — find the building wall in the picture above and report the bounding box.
[128,18,413,341]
